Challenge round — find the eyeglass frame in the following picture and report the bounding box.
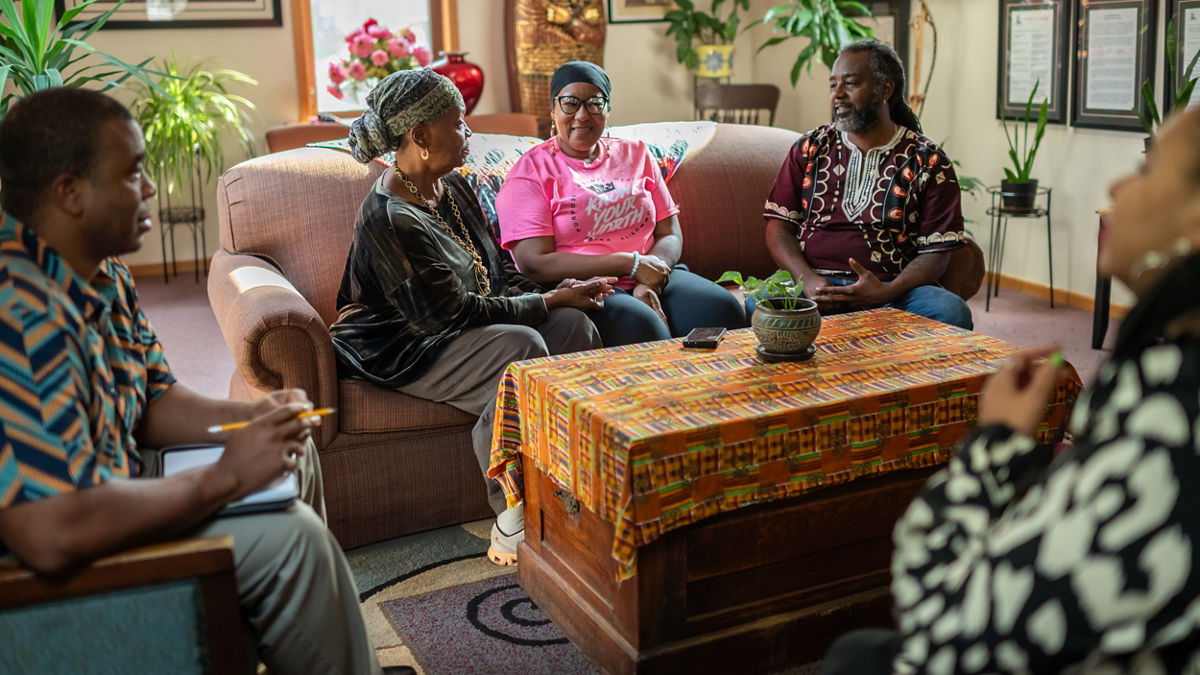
[553,95,609,115]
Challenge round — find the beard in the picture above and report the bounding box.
[834,91,884,134]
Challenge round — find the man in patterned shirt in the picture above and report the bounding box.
[763,39,973,329]
[0,89,382,674]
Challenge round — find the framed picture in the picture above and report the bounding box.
[1071,0,1157,131]
[997,0,1070,123]
[607,0,670,23]
[55,0,283,29]
[1165,0,1200,114]
[863,0,911,75]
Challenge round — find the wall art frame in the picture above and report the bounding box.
[997,0,1070,123]
[56,0,283,30]
[1071,0,1157,131]
[607,0,670,23]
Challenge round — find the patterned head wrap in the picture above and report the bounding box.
[550,61,611,101]
[348,69,464,163]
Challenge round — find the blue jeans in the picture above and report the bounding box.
[745,275,973,330]
[589,266,747,346]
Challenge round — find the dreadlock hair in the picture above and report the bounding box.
[840,39,923,135]
[0,87,133,221]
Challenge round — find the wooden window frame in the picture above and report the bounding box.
[290,0,459,119]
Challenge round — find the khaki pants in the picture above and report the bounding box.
[158,440,380,675]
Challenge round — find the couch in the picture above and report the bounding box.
[208,122,983,549]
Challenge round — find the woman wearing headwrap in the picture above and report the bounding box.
[495,61,745,347]
[330,70,613,567]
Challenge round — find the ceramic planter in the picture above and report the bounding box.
[695,44,734,78]
[1000,179,1038,214]
[750,298,821,354]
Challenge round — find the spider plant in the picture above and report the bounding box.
[130,56,257,195]
[0,0,163,117]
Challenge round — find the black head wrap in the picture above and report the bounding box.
[550,61,611,101]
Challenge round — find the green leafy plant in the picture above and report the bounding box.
[999,80,1048,184]
[751,0,874,86]
[716,269,806,310]
[664,0,751,70]
[130,56,256,195]
[1137,18,1200,137]
[0,0,164,117]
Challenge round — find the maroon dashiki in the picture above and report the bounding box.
[763,123,965,283]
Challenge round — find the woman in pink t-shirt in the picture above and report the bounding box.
[496,62,745,346]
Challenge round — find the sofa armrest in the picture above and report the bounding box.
[207,250,340,449]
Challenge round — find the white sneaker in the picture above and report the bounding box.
[487,505,523,566]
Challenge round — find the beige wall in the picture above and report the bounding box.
[79,0,1144,307]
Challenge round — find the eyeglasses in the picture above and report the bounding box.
[554,95,608,115]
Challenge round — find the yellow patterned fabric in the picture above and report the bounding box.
[488,308,1081,579]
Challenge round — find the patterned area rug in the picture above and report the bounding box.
[354,519,598,674]
[352,519,821,674]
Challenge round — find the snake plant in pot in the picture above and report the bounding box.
[1136,17,1200,152]
[717,269,821,359]
[999,80,1048,214]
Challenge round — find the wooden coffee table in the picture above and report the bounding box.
[488,309,1080,674]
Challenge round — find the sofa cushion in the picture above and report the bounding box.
[338,379,476,433]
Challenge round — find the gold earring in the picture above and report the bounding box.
[420,147,430,161]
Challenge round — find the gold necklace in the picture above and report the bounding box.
[396,169,491,295]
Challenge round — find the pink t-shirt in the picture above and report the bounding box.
[496,138,679,287]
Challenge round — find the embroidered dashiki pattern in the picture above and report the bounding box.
[764,124,964,282]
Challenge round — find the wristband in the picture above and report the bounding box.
[630,251,641,278]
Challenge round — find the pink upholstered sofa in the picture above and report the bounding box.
[207,122,983,549]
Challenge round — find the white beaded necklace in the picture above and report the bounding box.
[840,125,905,223]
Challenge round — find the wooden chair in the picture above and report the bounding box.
[265,122,350,153]
[0,536,249,673]
[465,112,540,136]
[695,83,781,126]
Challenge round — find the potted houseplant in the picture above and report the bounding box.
[1136,18,1200,151]
[129,56,256,196]
[0,0,164,117]
[664,0,751,78]
[751,0,874,86]
[716,269,821,360]
[999,80,1048,214]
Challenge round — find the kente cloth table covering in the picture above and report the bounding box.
[487,308,1081,579]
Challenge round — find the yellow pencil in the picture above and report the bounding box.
[206,408,336,434]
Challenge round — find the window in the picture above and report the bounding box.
[291,0,457,118]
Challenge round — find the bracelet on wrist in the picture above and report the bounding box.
[630,251,641,278]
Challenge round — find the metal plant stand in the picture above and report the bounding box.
[985,185,1053,311]
[156,156,208,284]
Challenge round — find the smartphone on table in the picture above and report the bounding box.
[682,327,727,349]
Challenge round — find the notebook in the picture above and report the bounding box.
[160,444,299,516]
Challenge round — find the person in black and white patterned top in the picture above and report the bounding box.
[820,107,1200,674]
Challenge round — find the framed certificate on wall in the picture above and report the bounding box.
[997,0,1071,123]
[1071,0,1157,131]
[1166,0,1200,114]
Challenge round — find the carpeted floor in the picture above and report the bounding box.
[133,271,1118,673]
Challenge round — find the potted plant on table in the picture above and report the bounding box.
[664,0,751,78]
[716,269,821,360]
[0,0,163,117]
[999,80,1048,214]
[751,0,874,86]
[1136,17,1200,152]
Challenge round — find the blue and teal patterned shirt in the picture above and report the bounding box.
[0,212,175,553]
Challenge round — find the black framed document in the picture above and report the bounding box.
[1071,0,1157,131]
[997,0,1070,123]
[1166,0,1200,114]
[55,0,283,29]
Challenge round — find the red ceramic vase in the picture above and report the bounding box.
[432,52,484,115]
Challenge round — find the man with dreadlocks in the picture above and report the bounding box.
[762,39,972,329]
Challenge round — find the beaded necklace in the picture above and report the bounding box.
[396,168,491,295]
